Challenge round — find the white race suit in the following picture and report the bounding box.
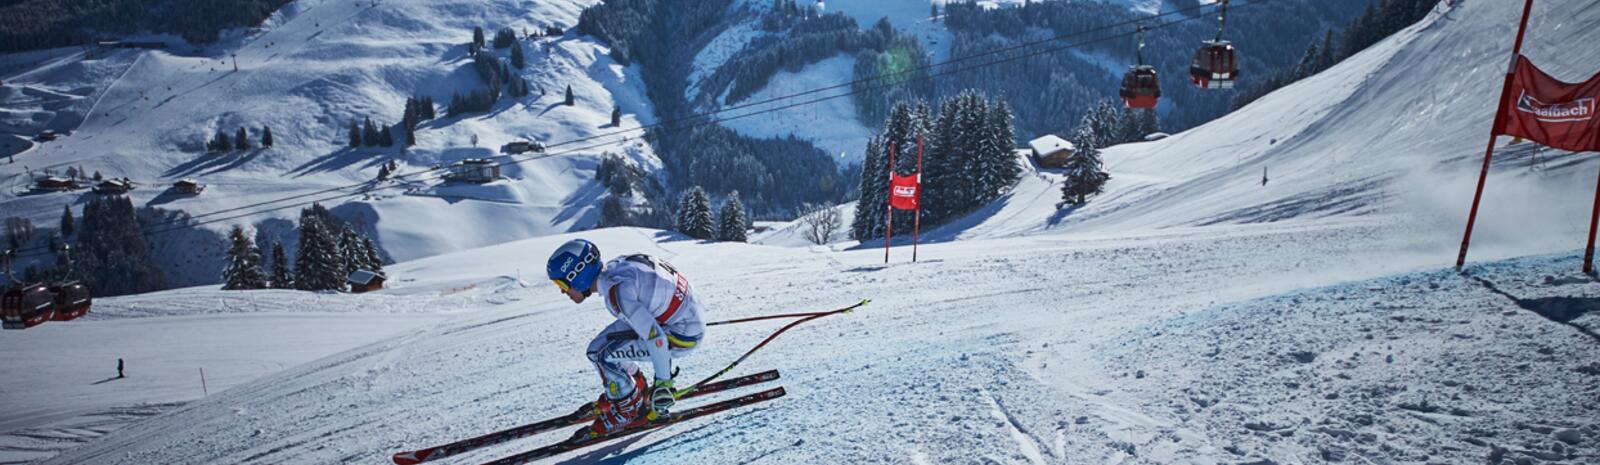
[585,254,705,399]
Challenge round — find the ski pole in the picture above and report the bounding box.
[706,308,858,327]
[678,299,869,398]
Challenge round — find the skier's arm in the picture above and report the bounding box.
[610,282,673,380]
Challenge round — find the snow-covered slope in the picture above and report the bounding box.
[764,0,1600,266]
[1075,0,1600,257]
[24,218,1600,464]
[0,0,659,278]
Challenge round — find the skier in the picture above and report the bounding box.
[546,239,705,439]
[117,358,124,378]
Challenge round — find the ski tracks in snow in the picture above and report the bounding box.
[988,392,1051,465]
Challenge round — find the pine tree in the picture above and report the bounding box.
[349,120,362,148]
[717,191,748,242]
[1294,39,1323,79]
[472,26,486,52]
[922,96,961,222]
[213,129,233,151]
[361,237,383,272]
[380,126,395,146]
[511,40,526,68]
[222,225,267,290]
[269,241,292,289]
[235,127,250,150]
[1086,100,1120,148]
[294,213,344,291]
[980,97,1019,197]
[850,135,888,240]
[600,195,628,227]
[337,226,363,276]
[1060,125,1110,206]
[363,118,380,147]
[59,204,74,237]
[1318,29,1337,70]
[1136,108,1159,138]
[261,125,274,147]
[611,105,622,126]
[851,99,932,239]
[951,93,984,209]
[675,187,715,240]
[565,85,574,106]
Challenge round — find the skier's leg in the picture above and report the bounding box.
[585,320,644,399]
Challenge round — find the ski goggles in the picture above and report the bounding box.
[552,278,573,293]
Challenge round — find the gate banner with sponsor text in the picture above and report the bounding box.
[1495,56,1600,152]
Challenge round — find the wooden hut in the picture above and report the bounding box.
[346,270,387,293]
[1028,135,1075,168]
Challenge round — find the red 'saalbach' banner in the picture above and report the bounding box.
[883,135,926,263]
[890,174,920,210]
[1494,56,1600,151]
[1457,0,1600,273]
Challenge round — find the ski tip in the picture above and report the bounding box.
[391,450,425,465]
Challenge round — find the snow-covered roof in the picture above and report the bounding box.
[346,270,385,285]
[1028,135,1073,155]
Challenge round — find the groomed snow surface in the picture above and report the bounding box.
[4,0,1600,464]
[14,222,1598,464]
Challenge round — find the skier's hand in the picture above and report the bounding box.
[649,379,675,414]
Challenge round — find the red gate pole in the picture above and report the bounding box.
[913,134,923,262]
[885,142,895,264]
[1455,0,1536,272]
[1584,164,1600,273]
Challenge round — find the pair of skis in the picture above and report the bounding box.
[392,370,785,465]
[393,300,870,464]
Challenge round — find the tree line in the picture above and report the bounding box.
[672,186,749,242]
[16,196,166,297]
[221,203,384,291]
[1,0,293,52]
[851,90,1019,240]
[450,27,535,116]
[209,125,274,152]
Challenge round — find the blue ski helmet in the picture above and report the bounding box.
[547,239,602,295]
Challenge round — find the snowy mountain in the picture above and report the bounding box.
[0,0,657,284]
[4,0,1600,464]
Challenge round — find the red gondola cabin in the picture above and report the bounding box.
[1121,65,1161,109]
[3,284,56,329]
[49,282,91,321]
[1190,40,1238,90]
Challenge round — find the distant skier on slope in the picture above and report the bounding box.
[546,239,705,439]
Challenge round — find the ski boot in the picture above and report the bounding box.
[577,372,649,440]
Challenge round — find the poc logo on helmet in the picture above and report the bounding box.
[565,252,598,281]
